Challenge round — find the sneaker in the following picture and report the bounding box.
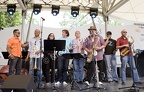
[63,81,67,85]
[55,81,60,85]
[99,81,103,85]
[84,81,90,86]
[121,82,125,85]
[114,80,119,83]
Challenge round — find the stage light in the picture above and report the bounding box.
[33,4,42,15]
[51,5,60,16]
[90,8,98,18]
[7,4,16,15]
[71,6,79,17]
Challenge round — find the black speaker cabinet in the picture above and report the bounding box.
[1,75,36,92]
[136,50,144,77]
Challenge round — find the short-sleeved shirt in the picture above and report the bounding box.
[116,36,132,56]
[7,37,22,57]
[28,37,43,58]
[83,34,105,61]
[72,38,84,54]
[104,38,116,55]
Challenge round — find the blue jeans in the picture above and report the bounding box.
[120,55,139,82]
[73,58,85,82]
[57,56,69,83]
[105,54,118,81]
[29,58,42,84]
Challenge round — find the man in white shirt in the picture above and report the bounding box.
[25,29,43,86]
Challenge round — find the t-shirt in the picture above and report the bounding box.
[104,38,116,55]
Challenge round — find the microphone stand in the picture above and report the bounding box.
[37,17,45,90]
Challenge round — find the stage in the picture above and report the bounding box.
[1,77,143,92]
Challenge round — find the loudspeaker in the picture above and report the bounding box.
[136,50,144,77]
[1,75,36,92]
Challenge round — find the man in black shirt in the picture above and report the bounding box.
[104,31,119,83]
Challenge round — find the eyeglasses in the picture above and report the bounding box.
[123,32,127,33]
[15,32,20,34]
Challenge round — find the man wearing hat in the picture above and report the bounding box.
[104,31,119,83]
[83,26,105,85]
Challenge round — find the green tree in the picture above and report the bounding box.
[59,12,123,27]
[0,11,22,28]
[0,11,39,29]
[59,12,91,27]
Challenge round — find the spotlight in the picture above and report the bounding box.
[33,4,42,15]
[90,8,98,18]
[51,5,60,16]
[7,4,16,15]
[71,6,79,17]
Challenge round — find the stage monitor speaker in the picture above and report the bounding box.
[136,50,144,77]
[1,75,36,92]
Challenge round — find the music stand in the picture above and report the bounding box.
[62,53,84,91]
[44,40,66,91]
[2,52,8,60]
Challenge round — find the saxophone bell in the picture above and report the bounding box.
[120,36,134,56]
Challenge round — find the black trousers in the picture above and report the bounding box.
[42,55,55,83]
[85,60,105,83]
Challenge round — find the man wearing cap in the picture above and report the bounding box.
[116,29,141,85]
[104,31,119,83]
[83,26,105,85]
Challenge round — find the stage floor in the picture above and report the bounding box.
[35,77,144,92]
[0,77,144,92]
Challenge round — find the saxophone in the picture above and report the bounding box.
[120,36,134,56]
[87,37,99,63]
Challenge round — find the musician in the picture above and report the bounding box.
[83,26,105,85]
[72,31,85,83]
[56,29,72,85]
[116,29,141,85]
[104,31,119,83]
[42,33,55,86]
[25,29,43,85]
[7,29,28,75]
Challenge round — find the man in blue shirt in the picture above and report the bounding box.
[56,29,72,85]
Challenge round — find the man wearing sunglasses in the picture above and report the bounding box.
[7,29,28,75]
[116,29,141,85]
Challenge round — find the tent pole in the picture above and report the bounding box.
[26,11,33,42]
[21,10,26,43]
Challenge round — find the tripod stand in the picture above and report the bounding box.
[62,53,84,91]
[119,45,144,92]
[44,40,66,91]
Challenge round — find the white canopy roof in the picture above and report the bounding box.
[0,0,143,23]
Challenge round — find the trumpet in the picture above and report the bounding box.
[120,36,134,56]
[34,58,37,69]
[32,43,38,69]
[87,37,99,63]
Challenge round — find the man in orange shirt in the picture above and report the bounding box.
[7,29,28,75]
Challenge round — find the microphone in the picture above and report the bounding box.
[41,17,45,21]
